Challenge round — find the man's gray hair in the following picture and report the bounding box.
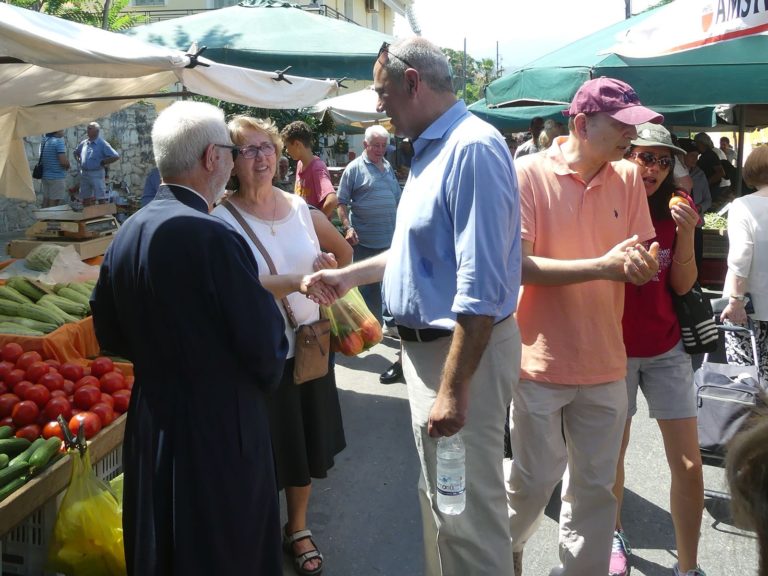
[152,101,229,179]
[87,122,100,130]
[364,124,390,143]
[383,38,453,94]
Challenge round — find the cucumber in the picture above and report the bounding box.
[0,426,13,440]
[39,294,88,317]
[29,437,61,474]
[0,322,44,336]
[0,454,8,469]
[0,474,29,501]
[4,317,58,334]
[66,283,94,298]
[17,302,65,326]
[35,299,77,323]
[57,287,91,308]
[0,461,29,488]
[5,277,46,302]
[0,438,31,457]
[10,437,45,467]
[0,285,34,305]
[0,300,21,317]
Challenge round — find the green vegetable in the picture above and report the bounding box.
[703,212,728,230]
[0,316,57,334]
[57,287,91,308]
[65,283,94,298]
[25,244,62,272]
[0,426,13,440]
[17,302,65,326]
[36,298,78,323]
[0,474,29,501]
[0,454,9,469]
[0,300,21,317]
[10,437,45,467]
[38,294,87,317]
[29,437,62,474]
[0,285,34,305]
[0,322,44,336]
[0,461,29,488]
[0,438,31,457]
[6,276,47,302]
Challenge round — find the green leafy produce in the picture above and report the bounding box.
[25,244,63,272]
[703,213,728,230]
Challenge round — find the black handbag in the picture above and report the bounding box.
[671,282,718,354]
[32,137,46,180]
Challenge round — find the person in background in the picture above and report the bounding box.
[73,121,119,205]
[91,101,288,576]
[678,139,712,276]
[720,145,768,385]
[39,130,70,207]
[726,417,768,576]
[509,77,660,576]
[536,119,567,152]
[693,132,726,205]
[720,136,737,167]
[310,37,522,576]
[611,123,705,576]
[281,121,338,218]
[514,117,544,159]
[140,166,161,207]
[274,155,294,192]
[213,115,348,576]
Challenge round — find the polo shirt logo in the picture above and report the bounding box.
[614,209,619,218]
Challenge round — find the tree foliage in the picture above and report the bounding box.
[8,0,146,30]
[442,48,501,105]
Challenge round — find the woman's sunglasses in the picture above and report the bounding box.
[626,151,673,169]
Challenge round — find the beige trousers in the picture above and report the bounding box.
[401,315,521,576]
[505,379,628,576]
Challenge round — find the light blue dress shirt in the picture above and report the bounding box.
[74,136,119,171]
[382,100,521,330]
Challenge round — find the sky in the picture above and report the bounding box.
[393,0,657,74]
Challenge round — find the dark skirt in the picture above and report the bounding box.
[266,356,346,488]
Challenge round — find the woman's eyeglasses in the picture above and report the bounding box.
[237,143,277,159]
[378,41,414,69]
[626,151,673,169]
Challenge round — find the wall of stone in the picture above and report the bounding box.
[1,102,158,233]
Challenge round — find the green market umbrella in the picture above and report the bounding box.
[126,0,394,80]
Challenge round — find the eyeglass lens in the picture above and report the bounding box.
[634,151,672,169]
[239,143,276,159]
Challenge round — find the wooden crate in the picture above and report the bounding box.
[7,235,114,260]
[32,203,116,222]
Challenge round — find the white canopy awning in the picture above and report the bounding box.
[311,86,391,130]
[0,4,338,200]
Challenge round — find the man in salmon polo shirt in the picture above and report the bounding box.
[507,77,661,576]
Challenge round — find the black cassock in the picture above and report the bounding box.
[92,185,287,576]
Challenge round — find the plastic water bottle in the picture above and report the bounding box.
[436,433,466,515]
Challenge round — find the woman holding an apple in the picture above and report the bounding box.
[609,123,705,576]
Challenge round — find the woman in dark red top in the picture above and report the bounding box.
[609,124,704,576]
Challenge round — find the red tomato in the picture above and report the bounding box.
[0,416,14,430]
[25,361,50,384]
[74,375,100,391]
[0,360,14,381]
[1,343,24,363]
[82,366,91,377]
[0,393,21,418]
[73,385,101,410]
[43,396,72,421]
[13,380,34,400]
[100,393,114,408]
[50,389,67,398]
[44,359,61,370]
[69,412,102,439]
[359,319,383,346]
[15,424,41,442]
[5,369,26,389]
[90,357,114,378]
[112,389,131,414]
[90,402,115,427]
[60,363,84,382]
[15,351,42,372]
[124,375,134,391]
[62,379,75,395]
[337,331,365,356]
[39,372,65,392]
[0,382,6,395]
[42,421,65,440]
[12,400,40,427]
[99,371,125,394]
[25,384,51,409]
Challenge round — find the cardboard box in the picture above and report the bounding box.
[32,203,117,222]
[7,235,113,260]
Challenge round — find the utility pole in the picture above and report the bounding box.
[625,0,631,18]
[463,37,467,100]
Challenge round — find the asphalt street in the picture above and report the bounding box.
[283,335,760,576]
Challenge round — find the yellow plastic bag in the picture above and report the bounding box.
[322,287,382,356]
[47,449,126,576]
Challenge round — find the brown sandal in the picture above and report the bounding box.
[283,526,324,576]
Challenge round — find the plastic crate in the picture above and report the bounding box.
[0,445,123,576]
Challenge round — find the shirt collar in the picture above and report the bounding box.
[412,100,467,158]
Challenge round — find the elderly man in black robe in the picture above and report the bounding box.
[91,101,289,575]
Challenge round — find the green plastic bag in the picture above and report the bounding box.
[321,287,382,356]
[47,449,126,576]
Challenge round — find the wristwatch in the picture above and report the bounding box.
[730,294,746,301]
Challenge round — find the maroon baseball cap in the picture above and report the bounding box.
[564,77,663,125]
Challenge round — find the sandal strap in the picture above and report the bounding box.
[296,549,323,565]
[284,528,314,546]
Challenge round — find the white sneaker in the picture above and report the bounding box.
[673,564,706,576]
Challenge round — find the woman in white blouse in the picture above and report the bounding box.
[720,145,768,383]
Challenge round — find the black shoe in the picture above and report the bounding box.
[379,361,404,384]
